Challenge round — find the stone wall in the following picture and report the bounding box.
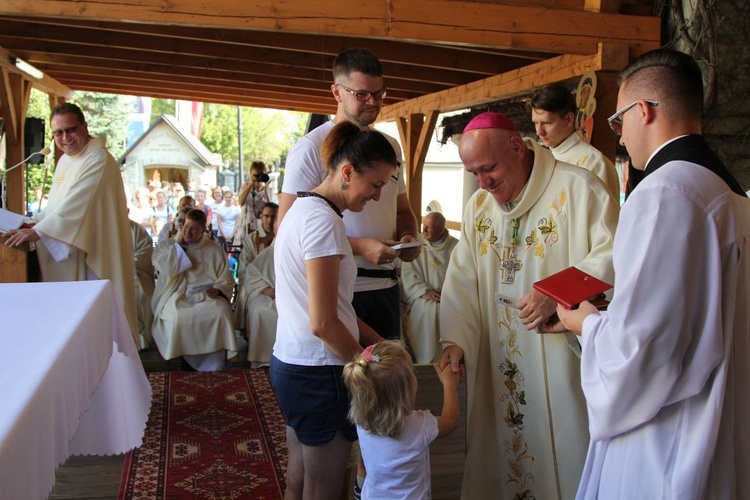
[661,0,750,191]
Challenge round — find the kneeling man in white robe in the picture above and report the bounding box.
[401,212,458,363]
[152,209,237,371]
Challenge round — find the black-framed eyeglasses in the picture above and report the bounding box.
[607,100,659,136]
[52,124,81,138]
[336,84,387,102]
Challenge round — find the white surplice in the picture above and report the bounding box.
[576,162,750,500]
[401,235,458,363]
[151,235,237,361]
[441,138,619,499]
[551,132,621,202]
[33,135,138,345]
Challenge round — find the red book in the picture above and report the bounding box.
[533,266,612,310]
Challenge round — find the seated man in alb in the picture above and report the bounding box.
[401,212,458,363]
[151,208,237,371]
[236,202,278,277]
[237,244,277,368]
[129,218,155,348]
[234,202,278,332]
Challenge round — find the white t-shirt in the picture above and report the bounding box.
[282,120,407,292]
[273,196,358,366]
[358,410,439,499]
[214,203,241,238]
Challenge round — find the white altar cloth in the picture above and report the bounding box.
[0,280,152,500]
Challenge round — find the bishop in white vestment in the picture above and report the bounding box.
[440,112,619,499]
[151,210,237,371]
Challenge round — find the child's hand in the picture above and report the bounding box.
[434,361,462,387]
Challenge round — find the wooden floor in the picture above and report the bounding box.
[49,335,466,500]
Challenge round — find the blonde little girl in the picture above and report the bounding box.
[343,341,461,499]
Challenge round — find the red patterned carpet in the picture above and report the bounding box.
[118,369,287,499]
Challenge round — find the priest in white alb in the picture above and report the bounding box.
[234,201,278,333]
[438,112,619,499]
[152,209,237,371]
[401,211,458,363]
[556,48,750,500]
[3,102,138,346]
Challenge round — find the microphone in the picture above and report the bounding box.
[3,148,52,174]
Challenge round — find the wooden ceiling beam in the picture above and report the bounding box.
[1,25,479,90]
[379,43,629,120]
[1,16,544,76]
[46,65,333,99]
[0,0,660,56]
[67,82,338,115]
[57,73,338,108]
[27,56,431,104]
[0,45,72,99]
[1,40,453,96]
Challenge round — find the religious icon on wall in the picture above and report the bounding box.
[575,72,597,143]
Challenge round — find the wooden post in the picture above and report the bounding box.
[395,111,439,226]
[590,72,620,166]
[1,70,32,214]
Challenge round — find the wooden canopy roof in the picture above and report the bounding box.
[0,0,661,215]
[0,1,659,116]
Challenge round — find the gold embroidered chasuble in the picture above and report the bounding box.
[33,136,139,346]
[440,139,618,499]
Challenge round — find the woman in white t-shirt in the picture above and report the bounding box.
[271,122,398,500]
[214,190,240,248]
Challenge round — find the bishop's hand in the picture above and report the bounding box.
[517,289,558,332]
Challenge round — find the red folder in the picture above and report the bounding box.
[533,266,612,310]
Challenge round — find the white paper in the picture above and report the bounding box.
[390,241,422,250]
[0,208,25,233]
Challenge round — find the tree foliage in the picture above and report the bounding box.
[200,104,308,179]
[15,92,308,205]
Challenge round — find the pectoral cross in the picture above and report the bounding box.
[500,246,523,284]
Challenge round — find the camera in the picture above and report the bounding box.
[253,173,270,183]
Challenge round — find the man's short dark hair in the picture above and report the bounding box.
[186,208,207,226]
[528,84,577,117]
[262,202,279,212]
[333,48,383,81]
[618,48,704,119]
[51,102,86,125]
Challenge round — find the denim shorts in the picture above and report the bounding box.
[270,356,357,446]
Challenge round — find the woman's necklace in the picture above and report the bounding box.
[297,191,343,218]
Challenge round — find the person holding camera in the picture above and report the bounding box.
[237,161,275,246]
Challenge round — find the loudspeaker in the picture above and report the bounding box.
[24,117,45,165]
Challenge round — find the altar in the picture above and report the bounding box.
[0,280,152,499]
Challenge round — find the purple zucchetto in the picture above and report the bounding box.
[463,111,518,133]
